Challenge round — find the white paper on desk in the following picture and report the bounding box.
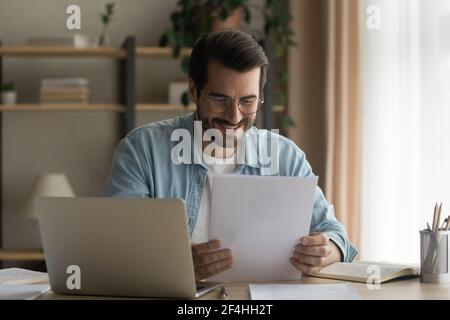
[249,283,362,300]
[209,175,318,282]
[0,268,48,285]
[0,284,50,300]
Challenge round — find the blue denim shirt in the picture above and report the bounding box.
[104,112,357,262]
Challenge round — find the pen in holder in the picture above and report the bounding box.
[420,229,450,283]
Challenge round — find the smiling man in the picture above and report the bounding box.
[104,30,357,281]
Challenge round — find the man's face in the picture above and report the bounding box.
[190,61,261,145]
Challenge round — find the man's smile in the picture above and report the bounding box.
[213,119,245,134]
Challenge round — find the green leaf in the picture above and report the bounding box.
[1,82,15,92]
[281,115,296,129]
[101,15,109,25]
[273,42,285,58]
[181,91,190,106]
[159,33,169,47]
[220,6,229,20]
[204,15,215,32]
[173,45,181,58]
[278,69,288,83]
[106,3,115,15]
[288,39,298,47]
[275,92,286,106]
[243,6,251,23]
[181,56,190,75]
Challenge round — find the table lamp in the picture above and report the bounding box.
[24,173,76,220]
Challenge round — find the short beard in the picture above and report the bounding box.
[195,110,256,149]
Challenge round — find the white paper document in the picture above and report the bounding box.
[209,175,318,282]
[249,283,362,300]
[0,268,50,300]
[0,268,48,285]
[0,284,50,300]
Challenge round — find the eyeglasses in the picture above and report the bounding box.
[199,90,264,115]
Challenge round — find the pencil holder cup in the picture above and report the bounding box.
[420,230,450,283]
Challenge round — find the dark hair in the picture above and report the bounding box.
[188,30,269,98]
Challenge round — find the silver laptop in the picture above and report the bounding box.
[36,197,220,299]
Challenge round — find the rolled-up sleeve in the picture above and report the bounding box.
[310,189,358,262]
[104,134,152,198]
[289,143,358,262]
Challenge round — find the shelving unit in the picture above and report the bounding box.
[0,43,283,116]
[0,38,137,251]
[0,37,283,252]
[0,104,126,112]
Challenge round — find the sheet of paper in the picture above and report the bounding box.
[209,175,318,282]
[249,283,362,300]
[0,268,49,285]
[0,284,50,300]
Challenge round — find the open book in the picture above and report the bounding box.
[312,261,420,284]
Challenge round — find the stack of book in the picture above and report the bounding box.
[39,78,90,104]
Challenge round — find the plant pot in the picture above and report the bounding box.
[212,6,244,31]
[1,91,17,105]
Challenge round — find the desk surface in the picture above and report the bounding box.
[38,276,450,300]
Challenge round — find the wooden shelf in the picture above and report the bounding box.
[136,47,191,58]
[137,104,285,113]
[0,46,127,58]
[0,46,192,59]
[136,104,196,112]
[0,250,44,261]
[0,104,126,112]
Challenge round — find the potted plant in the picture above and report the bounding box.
[160,0,296,130]
[99,2,116,46]
[159,0,251,59]
[1,82,17,105]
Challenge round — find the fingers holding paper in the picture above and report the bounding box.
[191,239,233,281]
[290,233,342,275]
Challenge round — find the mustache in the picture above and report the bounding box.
[212,118,248,127]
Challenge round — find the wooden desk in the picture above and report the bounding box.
[38,276,450,300]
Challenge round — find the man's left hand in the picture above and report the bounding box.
[290,233,342,275]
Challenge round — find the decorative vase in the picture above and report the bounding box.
[1,91,17,105]
[99,26,111,46]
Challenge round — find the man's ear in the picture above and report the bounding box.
[188,79,198,104]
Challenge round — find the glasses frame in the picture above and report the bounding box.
[199,89,264,115]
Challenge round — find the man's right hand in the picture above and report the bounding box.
[191,239,233,281]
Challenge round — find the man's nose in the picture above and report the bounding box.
[225,100,243,124]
